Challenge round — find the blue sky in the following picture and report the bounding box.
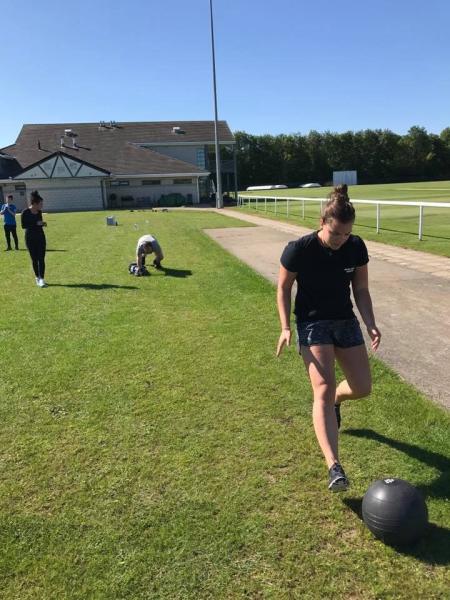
[1,0,449,148]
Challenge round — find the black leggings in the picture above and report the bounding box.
[26,234,46,278]
[4,225,18,249]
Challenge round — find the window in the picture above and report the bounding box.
[196,148,206,169]
[174,178,193,185]
[142,180,161,186]
[111,180,129,187]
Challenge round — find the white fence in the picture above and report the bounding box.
[237,195,450,240]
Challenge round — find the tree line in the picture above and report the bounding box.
[233,126,450,189]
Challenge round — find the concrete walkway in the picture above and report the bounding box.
[205,209,450,410]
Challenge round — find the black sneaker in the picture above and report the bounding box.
[328,462,349,492]
[335,403,341,430]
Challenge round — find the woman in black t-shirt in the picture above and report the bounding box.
[276,185,381,492]
[21,190,48,288]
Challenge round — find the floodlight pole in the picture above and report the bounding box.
[209,0,223,209]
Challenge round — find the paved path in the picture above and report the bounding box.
[205,209,450,410]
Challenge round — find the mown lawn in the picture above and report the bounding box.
[0,209,449,599]
[238,181,450,257]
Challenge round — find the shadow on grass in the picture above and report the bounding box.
[159,266,192,278]
[49,283,138,290]
[342,428,450,564]
[344,429,450,500]
[343,498,450,565]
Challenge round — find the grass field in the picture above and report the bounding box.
[0,209,449,599]
[238,181,450,257]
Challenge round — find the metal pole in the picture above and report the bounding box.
[376,203,380,233]
[419,205,423,240]
[302,198,305,219]
[209,0,223,209]
[232,144,238,203]
[265,197,267,212]
[287,198,289,218]
[275,197,277,214]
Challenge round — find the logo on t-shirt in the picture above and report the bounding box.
[344,267,355,274]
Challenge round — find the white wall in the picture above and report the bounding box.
[19,178,104,212]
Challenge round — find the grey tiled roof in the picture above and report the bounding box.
[0,153,22,179]
[2,121,234,176]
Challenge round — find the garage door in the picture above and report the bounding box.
[35,183,103,212]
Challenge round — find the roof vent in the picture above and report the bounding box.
[110,120,117,128]
[172,126,185,134]
[60,137,65,148]
[64,128,74,137]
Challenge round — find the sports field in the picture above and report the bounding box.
[1,210,449,599]
[238,181,450,257]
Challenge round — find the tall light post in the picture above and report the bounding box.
[209,0,223,209]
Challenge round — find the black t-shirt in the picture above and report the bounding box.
[21,209,45,238]
[280,231,369,321]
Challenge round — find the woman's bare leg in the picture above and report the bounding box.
[335,344,372,404]
[301,344,339,468]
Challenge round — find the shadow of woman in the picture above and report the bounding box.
[49,283,138,290]
[344,429,449,500]
[341,428,450,564]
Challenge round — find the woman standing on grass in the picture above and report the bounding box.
[276,184,381,492]
[21,190,48,288]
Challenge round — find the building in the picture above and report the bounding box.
[0,121,236,211]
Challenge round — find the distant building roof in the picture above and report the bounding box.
[1,121,235,177]
[0,152,22,179]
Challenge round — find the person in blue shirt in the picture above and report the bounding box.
[1,194,19,250]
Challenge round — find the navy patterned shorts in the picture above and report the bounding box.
[296,318,364,349]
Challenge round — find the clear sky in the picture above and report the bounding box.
[1,0,449,148]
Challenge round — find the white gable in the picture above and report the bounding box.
[53,156,72,178]
[20,166,46,179]
[39,156,58,177]
[65,158,82,176]
[77,164,105,177]
[17,154,106,180]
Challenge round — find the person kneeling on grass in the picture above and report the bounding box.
[135,234,164,276]
[276,184,381,492]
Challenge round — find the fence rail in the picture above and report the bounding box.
[237,195,450,240]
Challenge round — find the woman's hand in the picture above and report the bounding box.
[367,325,381,351]
[276,329,292,356]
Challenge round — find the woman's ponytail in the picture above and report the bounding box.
[321,184,355,223]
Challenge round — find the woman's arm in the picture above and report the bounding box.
[21,210,31,229]
[276,265,297,356]
[352,264,381,351]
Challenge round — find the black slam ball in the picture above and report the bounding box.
[362,478,428,545]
